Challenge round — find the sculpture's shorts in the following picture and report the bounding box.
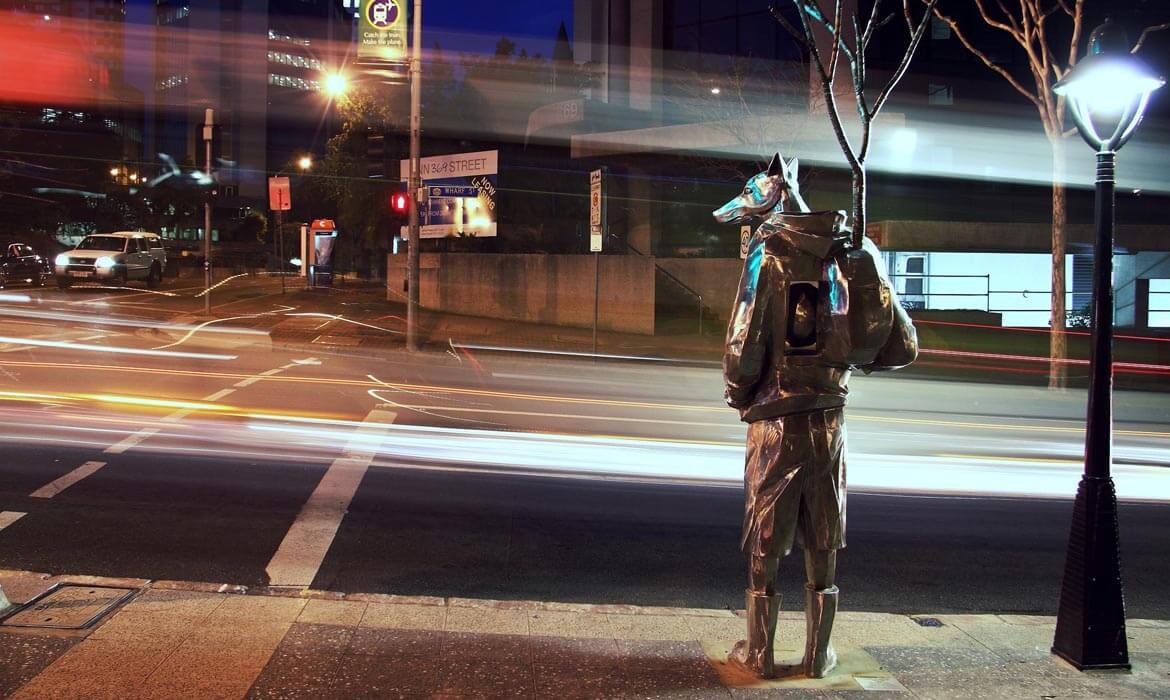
[741,408,846,557]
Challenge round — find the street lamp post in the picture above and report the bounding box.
[1050,20,1163,671]
[202,108,214,316]
[406,0,423,352]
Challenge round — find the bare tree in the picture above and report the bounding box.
[929,2,1167,389]
[770,0,939,248]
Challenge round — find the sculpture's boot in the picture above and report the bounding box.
[727,590,781,678]
[802,584,839,678]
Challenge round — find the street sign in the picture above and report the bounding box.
[268,176,291,211]
[590,225,603,253]
[359,0,407,62]
[590,169,602,227]
[740,225,751,259]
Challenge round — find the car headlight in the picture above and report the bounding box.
[95,256,115,269]
[54,254,69,266]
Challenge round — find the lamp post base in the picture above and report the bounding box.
[1052,475,1130,671]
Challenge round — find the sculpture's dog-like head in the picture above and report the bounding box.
[712,152,800,224]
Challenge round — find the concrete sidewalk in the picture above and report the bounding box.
[1,571,1166,699]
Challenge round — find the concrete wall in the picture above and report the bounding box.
[389,253,656,334]
[655,258,742,324]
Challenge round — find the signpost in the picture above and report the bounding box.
[399,150,498,239]
[590,168,606,356]
[268,176,292,293]
[358,0,407,62]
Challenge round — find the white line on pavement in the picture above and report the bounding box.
[0,511,26,531]
[29,461,107,498]
[203,388,236,402]
[104,428,160,455]
[265,409,396,588]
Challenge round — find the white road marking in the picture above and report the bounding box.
[0,335,236,361]
[29,461,107,498]
[0,511,26,531]
[104,428,160,454]
[265,409,396,588]
[234,364,300,388]
[203,388,236,402]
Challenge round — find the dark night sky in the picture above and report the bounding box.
[425,0,573,59]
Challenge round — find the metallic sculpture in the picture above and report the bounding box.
[714,153,918,679]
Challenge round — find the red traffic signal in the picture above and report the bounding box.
[391,191,409,214]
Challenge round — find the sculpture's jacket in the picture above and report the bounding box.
[724,211,918,423]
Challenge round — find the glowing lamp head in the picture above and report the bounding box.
[297,156,313,171]
[1054,20,1164,151]
[323,72,348,99]
[391,191,409,214]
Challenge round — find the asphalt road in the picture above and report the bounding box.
[1,279,1168,618]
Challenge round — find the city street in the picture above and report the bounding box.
[1,281,1168,618]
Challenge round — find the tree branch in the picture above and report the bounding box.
[929,5,1043,110]
[972,0,1021,39]
[1132,22,1170,54]
[870,0,937,119]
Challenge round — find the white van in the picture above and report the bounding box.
[54,231,167,289]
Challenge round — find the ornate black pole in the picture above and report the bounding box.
[1051,149,1129,670]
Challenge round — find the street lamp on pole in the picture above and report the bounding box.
[1050,19,1163,672]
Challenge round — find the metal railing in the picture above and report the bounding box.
[618,238,708,336]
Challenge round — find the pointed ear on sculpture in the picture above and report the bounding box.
[767,152,783,177]
[785,157,799,181]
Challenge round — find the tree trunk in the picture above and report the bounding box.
[1049,138,1068,390]
[852,164,866,247]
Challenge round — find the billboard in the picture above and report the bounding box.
[358,0,406,62]
[400,150,498,239]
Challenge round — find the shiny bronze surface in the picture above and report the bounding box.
[715,153,918,679]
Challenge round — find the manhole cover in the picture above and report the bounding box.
[1,584,137,630]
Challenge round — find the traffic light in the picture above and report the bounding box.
[366,129,386,179]
[391,188,409,214]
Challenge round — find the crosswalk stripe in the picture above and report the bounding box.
[29,461,107,498]
[265,409,396,588]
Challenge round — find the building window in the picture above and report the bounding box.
[931,17,951,40]
[906,257,924,274]
[268,29,311,47]
[268,73,321,91]
[904,278,924,296]
[928,83,953,105]
[157,74,189,91]
[267,51,323,71]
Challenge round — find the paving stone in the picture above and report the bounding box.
[442,632,537,662]
[89,610,194,648]
[687,615,746,643]
[331,653,443,699]
[275,622,354,657]
[208,595,305,624]
[8,639,172,700]
[347,626,444,659]
[529,609,614,638]
[295,599,365,627]
[247,650,350,700]
[146,640,276,685]
[446,605,530,635]
[609,613,697,641]
[359,602,446,630]
[121,590,225,620]
[434,656,536,698]
[0,631,77,697]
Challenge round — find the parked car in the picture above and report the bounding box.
[54,232,167,290]
[0,242,52,288]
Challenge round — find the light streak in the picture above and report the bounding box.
[284,313,403,336]
[913,318,1170,343]
[0,293,31,303]
[152,313,274,350]
[918,348,1170,374]
[0,337,236,360]
[451,342,720,366]
[84,394,233,412]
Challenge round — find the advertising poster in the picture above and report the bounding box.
[358,0,406,62]
[400,150,498,239]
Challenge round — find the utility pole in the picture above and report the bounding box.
[406,0,422,351]
[202,108,214,316]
